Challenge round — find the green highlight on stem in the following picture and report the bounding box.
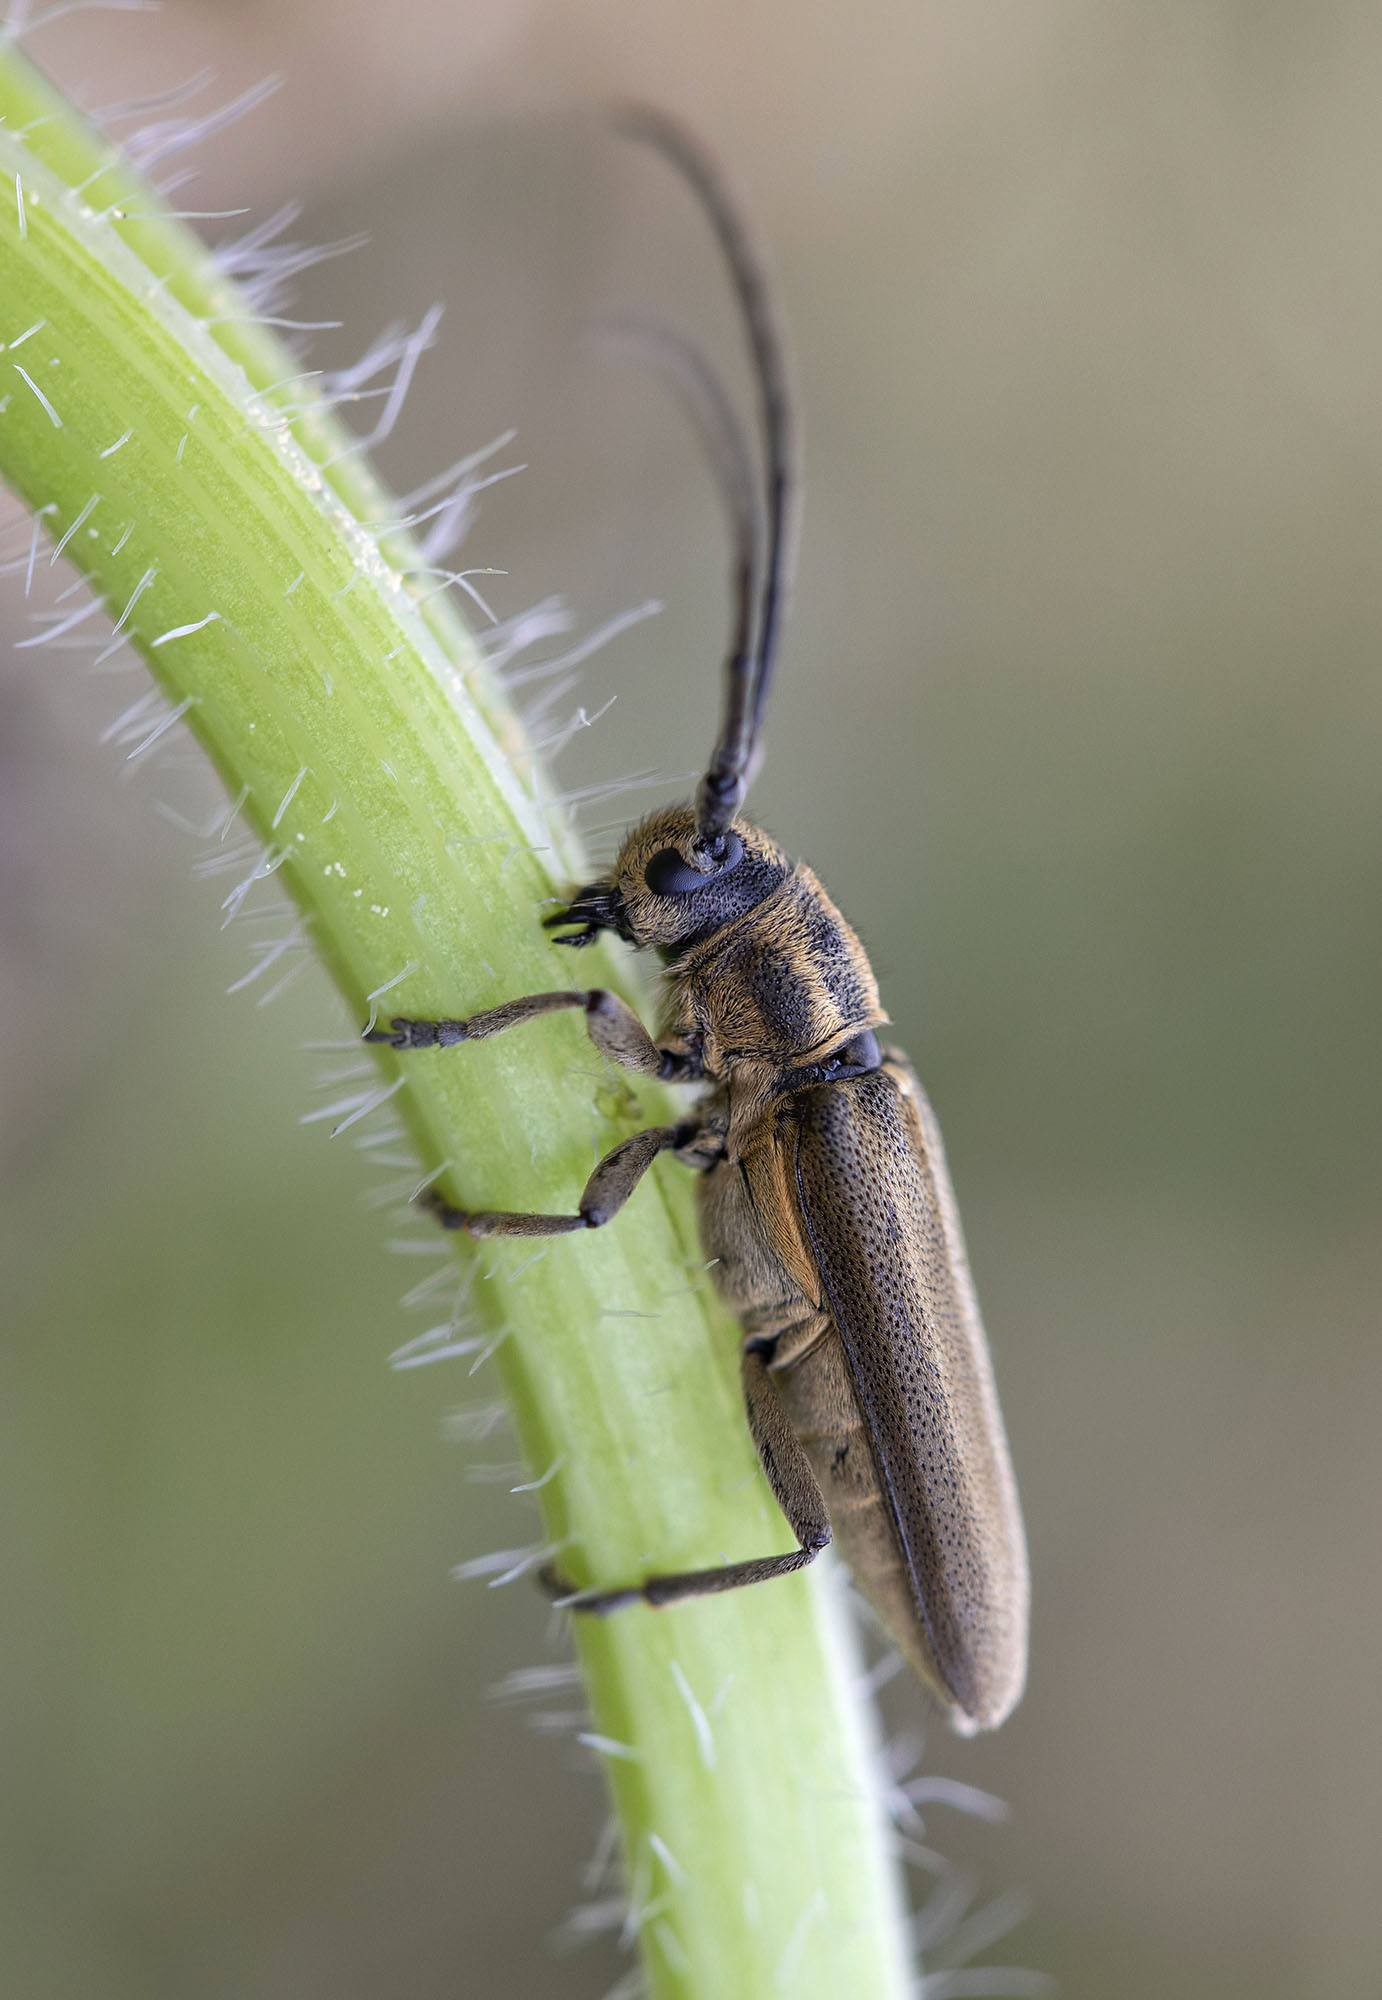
[0,43,913,1999]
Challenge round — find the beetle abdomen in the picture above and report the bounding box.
[792,1059,1029,1733]
[697,1055,1028,1731]
[769,1329,969,1717]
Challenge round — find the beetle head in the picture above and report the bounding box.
[545,804,792,957]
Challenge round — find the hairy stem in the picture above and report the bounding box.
[0,43,912,1999]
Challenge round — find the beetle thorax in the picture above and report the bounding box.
[660,852,887,1071]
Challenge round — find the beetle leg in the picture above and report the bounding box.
[365,989,583,1049]
[365,988,702,1081]
[540,1346,831,1613]
[583,989,702,1080]
[421,1118,705,1239]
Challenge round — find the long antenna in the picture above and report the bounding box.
[612,108,799,860]
[592,308,762,768]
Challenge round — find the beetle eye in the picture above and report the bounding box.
[645,832,744,897]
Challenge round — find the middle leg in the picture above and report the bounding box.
[423,1118,706,1239]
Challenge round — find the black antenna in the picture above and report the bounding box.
[611,108,799,861]
[592,309,762,772]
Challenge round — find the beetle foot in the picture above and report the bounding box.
[363,1015,469,1049]
[538,1562,642,1615]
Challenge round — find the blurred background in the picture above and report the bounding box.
[4,3,1382,1996]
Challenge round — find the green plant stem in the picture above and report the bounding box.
[0,44,913,1999]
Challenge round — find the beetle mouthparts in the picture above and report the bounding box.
[543,883,625,946]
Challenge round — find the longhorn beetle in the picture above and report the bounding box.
[367,109,1029,1733]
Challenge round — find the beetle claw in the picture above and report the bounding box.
[415,1185,469,1231]
[537,1560,583,1605]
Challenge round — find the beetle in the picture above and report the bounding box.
[367,109,1029,1733]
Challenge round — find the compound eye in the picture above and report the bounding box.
[645,831,744,898]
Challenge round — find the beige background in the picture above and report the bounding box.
[5,4,1382,1996]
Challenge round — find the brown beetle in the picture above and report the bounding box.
[368,111,1028,1733]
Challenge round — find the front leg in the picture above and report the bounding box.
[422,1118,708,1239]
[365,988,702,1082]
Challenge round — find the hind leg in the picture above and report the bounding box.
[542,1346,831,1611]
[423,1118,710,1238]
